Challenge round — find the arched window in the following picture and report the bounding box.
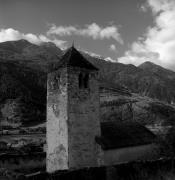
[79,73,83,88]
[78,73,89,89]
[84,73,89,88]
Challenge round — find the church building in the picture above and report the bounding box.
[46,46,156,173]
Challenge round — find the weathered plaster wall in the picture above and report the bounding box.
[100,88,133,122]
[100,101,133,122]
[46,68,69,173]
[104,144,157,166]
[47,67,103,172]
[68,68,103,169]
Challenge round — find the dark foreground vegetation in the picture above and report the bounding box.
[1,158,175,180]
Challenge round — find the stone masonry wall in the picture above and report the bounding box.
[68,67,103,169]
[46,68,69,173]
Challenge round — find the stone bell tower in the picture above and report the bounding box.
[46,46,102,173]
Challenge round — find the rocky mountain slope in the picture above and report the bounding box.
[83,54,175,104]
[0,39,175,127]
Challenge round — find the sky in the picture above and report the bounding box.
[0,0,175,71]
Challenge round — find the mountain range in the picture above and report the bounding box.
[0,39,175,127]
[84,55,175,104]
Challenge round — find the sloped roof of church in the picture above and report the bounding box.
[96,122,156,150]
[99,81,131,96]
[56,46,98,70]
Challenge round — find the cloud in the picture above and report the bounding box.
[47,23,123,44]
[119,0,175,71]
[105,57,117,63]
[78,48,102,58]
[109,44,117,51]
[0,28,67,48]
[140,5,148,12]
[80,48,117,63]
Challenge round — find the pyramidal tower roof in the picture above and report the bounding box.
[56,46,98,71]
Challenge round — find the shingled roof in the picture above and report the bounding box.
[56,46,98,70]
[99,81,131,96]
[96,122,156,150]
